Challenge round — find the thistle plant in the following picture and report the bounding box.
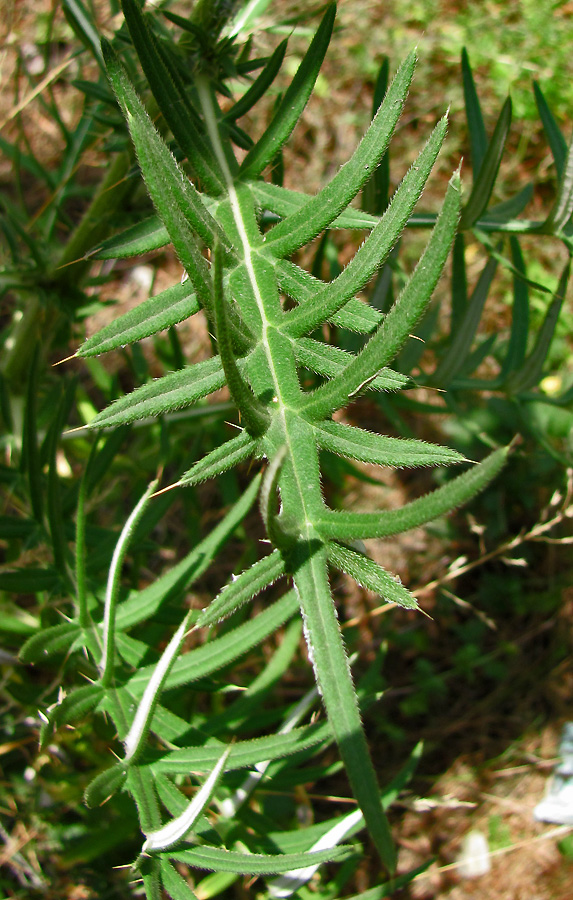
[18,2,520,895]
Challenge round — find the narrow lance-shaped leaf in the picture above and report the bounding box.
[121,0,225,194]
[545,132,573,234]
[290,542,395,871]
[196,549,286,628]
[142,746,231,853]
[89,216,170,260]
[225,38,288,122]
[160,859,199,900]
[499,236,529,380]
[461,48,487,179]
[124,614,192,763]
[432,251,498,387]
[460,97,512,230]
[100,480,158,685]
[282,115,448,338]
[327,542,418,610]
[315,420,465,468]
[507,260,570,393]
[362,56,390,215]
[251,181,380,231]
[315,446,508,540]
[239,4,335,180]
[179,429,258,486]
[88,357,227,429]
[102,40,219,312]
[264,49,417,258]
[302,169,461,419]
[117,473,262,631]
[295,338,409,392]
[533,81,567,179]
[268,807,364,899]
[168,843,354,876]
[79,281,200,358]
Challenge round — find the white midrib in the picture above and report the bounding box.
[197,80,316,533]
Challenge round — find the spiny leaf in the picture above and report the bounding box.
[116,474,262,631]
[20,622,82,664]
[327,542,418,610]
[149,720,331,776]
[121,0,225,194]
[88,216,170,260]
[507,260,570,393]
[461,48,487,179]
[294,338,409,392]
[302,169,461,419]
[533,81,567,179]
[196,550,286,628]
[432,252,498,387]
[39,684,103,750]
[88,357,227,429]
[179,429,259,486]
[213,243,269,435]
[251,181,380,231]
[276,261,383,333]
[225,38,288,122]
[264,50,417,258]
[315,420,465,468]
[127,591,299,695]
[78,281,200,357]
[167,843,354,876]
[84,763,127,808]
[282,114,448,338]
[460,97,512,230]
[160,859,199,900]
[315,446,508,540]
[238,4,335,180]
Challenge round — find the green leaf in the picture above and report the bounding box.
[89,216,170,260]
[294,339,409,392]
[150,720,331,776]
[263,50,417,258]
[84,763,127,808]
[225,39,288,122]
[290,543,395,871]
[79,281,200,357]
[362,57,390,215]
[239,4,335,180]
[432,252,498,387]
[460,97,512,230]
[461,48,487,179]
[88,357,227,429]
[327,542,418,610]
[117,474,262,630]
[282,114,448,337]
[121,0,225,194]
[128,591,299,695]
[507,260,570,393]
[179,430,258,486]
[40,684,103,749]
[20,622,82,664]
[315,446,508,540]
[196,550,286,628]
[276,261,382,334]
[545,133,573,234]
[168,843,354,876]
[0,568,59,594]
[160,859,199,900]
[499,236,529,380]
[302,169,461,419]
[315,420,465,468]
[102,41,222,311]
[251,182,379,231]
[533,81,567,179]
